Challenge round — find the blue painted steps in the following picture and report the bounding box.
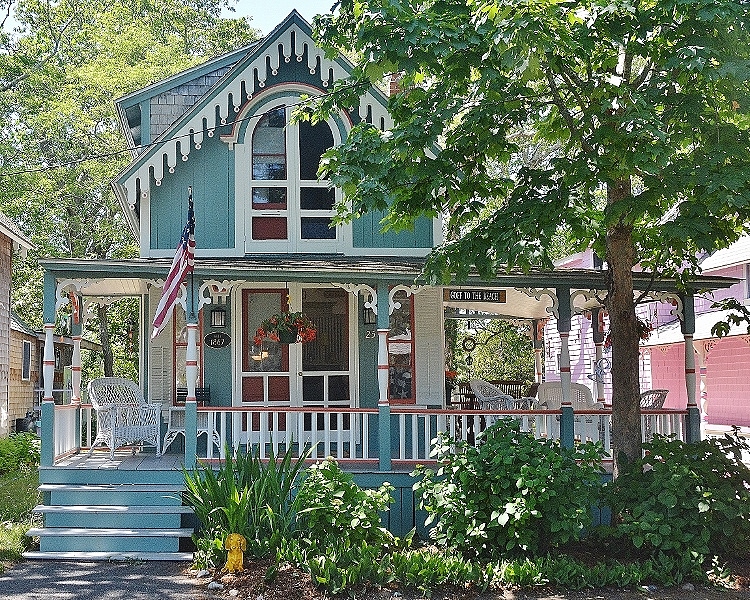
[26,481,196,561]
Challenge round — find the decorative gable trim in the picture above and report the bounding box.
[115,13,392,229]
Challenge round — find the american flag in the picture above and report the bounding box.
[151,188,195,339]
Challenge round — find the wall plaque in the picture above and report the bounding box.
[204,331,231,349]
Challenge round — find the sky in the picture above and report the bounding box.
[229,0,337,34]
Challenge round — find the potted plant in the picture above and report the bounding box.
[254,311,317,345]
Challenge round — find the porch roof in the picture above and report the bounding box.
[41,255,738,319]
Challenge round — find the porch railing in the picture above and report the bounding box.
[40,401,689,467]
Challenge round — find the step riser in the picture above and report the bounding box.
[43,513,183,529]
[39,536,181,553]
[39,468,185,486]
[47,491,182,506]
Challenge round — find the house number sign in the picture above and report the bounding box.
[204,332,231,349]
[443,289,507,303]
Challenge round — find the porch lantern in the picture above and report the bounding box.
[210,307,227,328]
[362,306,377,326]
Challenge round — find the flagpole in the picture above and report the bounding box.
[188,186,196,321]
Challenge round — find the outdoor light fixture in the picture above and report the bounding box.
[362,307,377,326]
[210,307,227,328]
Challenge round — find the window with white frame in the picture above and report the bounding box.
[21,340,31,381]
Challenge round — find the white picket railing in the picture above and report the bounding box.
[48,403,688,465]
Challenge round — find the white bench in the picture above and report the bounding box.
[87,377,161,459]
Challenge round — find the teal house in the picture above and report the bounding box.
[31,12,734,560]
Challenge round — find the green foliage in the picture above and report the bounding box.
[606,433,750,561]
[0,433,40,475]
[414,420,605,560]
[295,457,394,550]
[457,319,535,384]
[0,469,41,566]
[182,443,309,563]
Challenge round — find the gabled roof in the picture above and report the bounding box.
[699,236,750,272]
[112,10,391,237]
[0,211,32,251]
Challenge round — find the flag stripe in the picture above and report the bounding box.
[151,195,195,339]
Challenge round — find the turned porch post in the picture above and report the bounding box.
[184,278,199,468]
[681,294,701,443]
[376,282,391,471]
[557,289,574,448]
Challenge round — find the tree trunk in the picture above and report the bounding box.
[97,304,115,377]
[605,177,642,478]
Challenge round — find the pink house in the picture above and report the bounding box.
[546,241,750,432]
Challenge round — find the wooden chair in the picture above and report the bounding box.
[640,389,668,409]
[163,386,220,453]
[88,377,161,459]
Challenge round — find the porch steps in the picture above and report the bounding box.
[26,481,196,559]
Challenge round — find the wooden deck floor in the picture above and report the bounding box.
[54,450,184,471]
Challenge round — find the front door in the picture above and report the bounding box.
[237,286,353,448]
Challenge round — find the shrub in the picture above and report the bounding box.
[183,443,309,565]
[295,457,394,550]
[0,433,40,475]
[606,432,750,561]
[414,419,605,560]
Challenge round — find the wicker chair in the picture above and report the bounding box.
[88,377,161,459]
[469,380,516,410]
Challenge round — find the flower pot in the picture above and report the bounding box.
[277,329,298,344]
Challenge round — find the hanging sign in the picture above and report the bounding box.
[204,332,231,349]
[443,288,507,303]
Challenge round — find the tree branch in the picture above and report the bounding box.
[542,61,593,153]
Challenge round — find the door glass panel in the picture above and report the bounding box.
[298,119,334,180]
[300,187,335,210]
[243,290,288,373]
[302,288,349,371]
[388,290,414,401]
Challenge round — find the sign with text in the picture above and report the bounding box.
[443,288,507,303]
[204,331,231,349]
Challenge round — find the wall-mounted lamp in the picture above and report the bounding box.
[362,307,377,326]
[210,307,227,328]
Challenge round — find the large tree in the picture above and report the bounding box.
[309,0,750,475]
[1,0,259,376]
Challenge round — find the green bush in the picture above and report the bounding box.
[414,419,605,560]
[183,443,309,565]
[0,433,40,475]
[606,432,750,561]
[295,457,394,550]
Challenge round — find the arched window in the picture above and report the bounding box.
[249,104,337,249]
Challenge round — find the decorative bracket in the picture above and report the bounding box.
[55,279,97,311]
[570,289,607,316]
[331,283,378,314]
[515,287,559,320]
[198,279,244,311]
[643,292,684,322]
[389,284,426,315]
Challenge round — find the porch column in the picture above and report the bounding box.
[42,271,56,403]
[591,307,606,404]
[557,289,574,448]
[184,280,199,465]
[532,320,544,384]
[70,294,83,403]
[376,282,391,471]
[681,294,700,443]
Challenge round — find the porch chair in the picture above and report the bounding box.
[162,388,220,454]
[87,377,161,459]
[469,379,516,410]
[640,389,669,441]
[535,381,605,442]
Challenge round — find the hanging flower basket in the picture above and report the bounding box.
[254,311,317,345]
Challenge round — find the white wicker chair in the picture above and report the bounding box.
[469,380,516,410]
[88,377,161,459]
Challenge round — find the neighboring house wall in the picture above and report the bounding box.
[0,233,11,433]
[8,328,39,425]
